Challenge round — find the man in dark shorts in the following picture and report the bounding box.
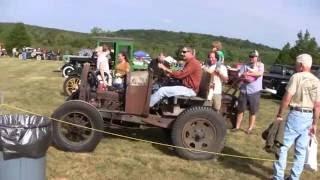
[233,50,264,134]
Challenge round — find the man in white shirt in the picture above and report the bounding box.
[203,51,228,111]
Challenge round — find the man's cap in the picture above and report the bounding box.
[296,53,312,67]
[249,50,259,57]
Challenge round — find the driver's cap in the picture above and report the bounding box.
[249,50,259,57]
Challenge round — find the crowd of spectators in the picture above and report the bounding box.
[0,44,7,57]
[11,47,62,60]
[147,42,319,179]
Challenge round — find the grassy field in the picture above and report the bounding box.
[0,57,319,180]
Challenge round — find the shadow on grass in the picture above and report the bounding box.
[261,93,275,100]
[261,93,281,105]
[53,126,274,179]
[104,127,176,156]
[60,91,67,96]
[218,146,273,179]
[104,129,274,179]
[272,99,281,105]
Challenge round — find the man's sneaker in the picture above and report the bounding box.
[230,128,240,132]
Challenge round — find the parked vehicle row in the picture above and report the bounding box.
[17,47,61,60]
[262,64,320,98]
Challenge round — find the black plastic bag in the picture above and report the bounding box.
[0,114,52,160]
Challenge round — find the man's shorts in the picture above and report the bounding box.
[237,91,261,114]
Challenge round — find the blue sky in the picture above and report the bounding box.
[0,0,319,48]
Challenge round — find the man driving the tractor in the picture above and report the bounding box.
[149,46,202,107]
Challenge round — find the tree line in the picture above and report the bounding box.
[276,30,320,65]
[2,23,318,65]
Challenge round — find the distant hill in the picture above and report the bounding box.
[0,22,279,64]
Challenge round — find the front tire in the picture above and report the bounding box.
[51,100,104,152]
[63,76,81,96]
[171,106,226,160]
[62,65,75,78]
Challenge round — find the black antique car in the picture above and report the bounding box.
[262,64,295,98]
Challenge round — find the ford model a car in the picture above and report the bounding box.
[52,63,238,160]
[61,37,149,78]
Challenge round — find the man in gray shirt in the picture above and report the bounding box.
[232,50,264,134]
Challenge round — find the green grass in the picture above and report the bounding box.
[0,57,319,180]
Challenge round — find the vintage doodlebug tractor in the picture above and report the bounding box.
[51,63,238,160]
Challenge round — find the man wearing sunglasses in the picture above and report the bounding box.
[233,50,264,134]
[149,47,202,107]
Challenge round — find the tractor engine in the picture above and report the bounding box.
[94,91,124,110]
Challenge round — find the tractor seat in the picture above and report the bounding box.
[171,70,211,103]
[174,95,204,102]
[197,70,212,98]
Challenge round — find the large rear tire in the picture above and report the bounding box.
[171,106,226,160]
[51,100,104,152]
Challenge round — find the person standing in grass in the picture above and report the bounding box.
[211,41,224,64]
[232,50,264,134]
[273,54,320,180]
[203,51,228,111]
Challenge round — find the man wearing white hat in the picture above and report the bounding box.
[233,50,264,133]
[273,53,320,180]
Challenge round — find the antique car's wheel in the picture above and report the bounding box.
[63,76,81,96]
[62,65,75,78]
[274,83,286,99]
[51,100,104,152]
[171,106,226,160]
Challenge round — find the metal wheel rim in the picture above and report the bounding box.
[181,118,217,153]
[63,66,74,77]
[66,77,80,95]
[57,111,95,146]
[65,68,73,76]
